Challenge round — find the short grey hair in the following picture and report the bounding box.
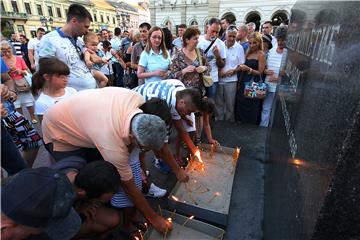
[131,114,166,150]
[238,23,248,33]
[275,25,288,39]
[247,22,256,28]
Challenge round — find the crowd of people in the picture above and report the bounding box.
[1,3,288,240]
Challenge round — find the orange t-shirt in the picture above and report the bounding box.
[42,87,144,181]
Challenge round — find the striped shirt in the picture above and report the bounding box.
[133,79,185,120]
[265,48,284,92]
[9,40,22,56]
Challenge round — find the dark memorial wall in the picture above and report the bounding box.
[264,1,360,240]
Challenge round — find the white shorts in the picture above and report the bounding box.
[14,92,34,108]
[181,113,196,133]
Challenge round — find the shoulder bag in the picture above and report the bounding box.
[195,48,213,87]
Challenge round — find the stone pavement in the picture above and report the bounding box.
[32,119,266,240]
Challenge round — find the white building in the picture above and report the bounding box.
[149,0,296,34]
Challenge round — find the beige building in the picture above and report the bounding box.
[0,0,144,38]
[150,0,296,34]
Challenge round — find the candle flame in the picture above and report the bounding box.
[237,147,240,154]
[167,217,172,222]
[194,149,203,163]
[134,237,139,240]
[171,195,179,201]
[189,215,194,219]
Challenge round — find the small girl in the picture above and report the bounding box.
[83,32,109,88]
[31,57,77,122]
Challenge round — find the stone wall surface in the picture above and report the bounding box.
[264,1,360,239]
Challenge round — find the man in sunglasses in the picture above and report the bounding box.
[38,4,96,91]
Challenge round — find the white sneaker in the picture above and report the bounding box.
[146,183,167,198]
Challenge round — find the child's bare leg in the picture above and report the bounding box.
[92,70,108,88]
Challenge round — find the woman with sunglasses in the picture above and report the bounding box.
[235,32,266,124]
[137,26,171,84]
[217,25,245,121]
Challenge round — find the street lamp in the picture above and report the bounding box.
[40,16,53,31]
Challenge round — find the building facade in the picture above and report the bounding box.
[1,0,149,38]
[149,0,296,34]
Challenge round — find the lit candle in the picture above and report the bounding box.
[232,147,240,161]
[171,195,179,202]
[207,192,220,203]
[182,215,194,227]
[194,149,203,163]
[138,230,143,240]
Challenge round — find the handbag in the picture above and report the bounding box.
[14,78,31,92]
[243,73,267,99]
[195,48,213,87]
[123,69,138,89]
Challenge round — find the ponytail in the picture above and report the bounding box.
[31,71,45,96]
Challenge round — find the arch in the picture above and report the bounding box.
[271,10,290,26]
[221,11,236,24]
[162,16,175,30]
[244,10,262,31]
[188,18,199,27]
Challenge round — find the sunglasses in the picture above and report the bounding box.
[227,25,238,32]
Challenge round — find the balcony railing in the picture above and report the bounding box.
[1,11,28,20]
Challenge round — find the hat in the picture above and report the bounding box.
[1,167,81,240]
[262,34,273,50]
[131,113,167,151]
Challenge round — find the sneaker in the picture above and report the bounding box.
[154,158,171,174]
[146,183,167,198]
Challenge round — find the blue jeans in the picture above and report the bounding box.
[205,82,218,99]
[112,62,124,87]
[1,125,28,175]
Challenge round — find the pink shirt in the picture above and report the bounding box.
[42,87,145,181]
[6,56,28,80]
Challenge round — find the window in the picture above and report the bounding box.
[113,17,116,24]
[47,6,53,17]
[100,15,104,23]
[107,16,110,23]
[24,2,32,14]
[17,25,25,34]
[37,4,43,15]
[11,1,19,13]
[93,13,97,22]
[56,7,61,18]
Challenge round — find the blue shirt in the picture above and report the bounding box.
[138,48,171,83]
[1,57,9,74]
[241,41,249,53]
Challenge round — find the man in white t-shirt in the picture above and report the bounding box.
[28,27,45,71]
[217,25,245,121]
[197,18,226,99]
[38,4,96,91]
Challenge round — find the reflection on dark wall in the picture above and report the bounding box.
[264,1,360,239]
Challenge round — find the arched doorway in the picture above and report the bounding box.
[246,11,261,31]
[164,20,172,30]
[221,12,236,24]
[190,19,198,27]
[271,11,289,26]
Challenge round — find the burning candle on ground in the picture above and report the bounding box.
[232,147,240,161]
[171,195,179,202]
[182,215,194,227]
[207,192,221,203]
[163,218,172,240]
